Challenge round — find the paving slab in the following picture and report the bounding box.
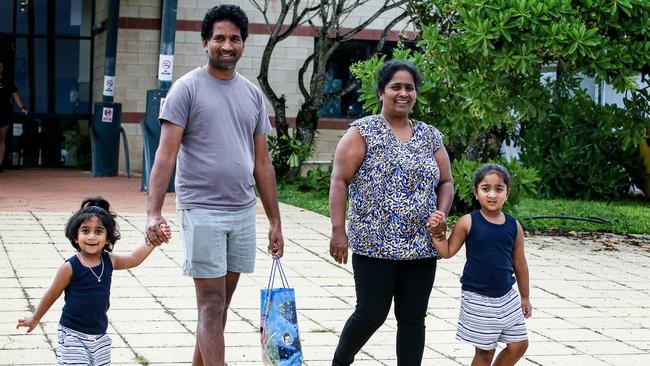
[1,170,649,365]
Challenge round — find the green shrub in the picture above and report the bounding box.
[298,165,332,194]
[63,130,91,170]
[519,90,644,200]
[451,156,540,214]
[268,130,314,170]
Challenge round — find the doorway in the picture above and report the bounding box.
[0,0,94,169]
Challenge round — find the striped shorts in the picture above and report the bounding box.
[456,288,528,350]
[57,324,112,365]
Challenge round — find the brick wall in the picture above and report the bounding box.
[93,0,403,174]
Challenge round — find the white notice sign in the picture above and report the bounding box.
[101,107,113,123]
[103,75,115,97]
[158,54,174,81]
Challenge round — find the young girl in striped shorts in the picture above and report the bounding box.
[428,164,532,365]
[16,197,171,365]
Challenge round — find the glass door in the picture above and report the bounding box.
[2,0,94,169]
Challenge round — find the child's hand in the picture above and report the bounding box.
[429,231,446,242]
[521,297,532,318]
[16,317,38,333]
[160,224,172,241]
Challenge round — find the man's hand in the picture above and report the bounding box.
[160,223,172,242]
[146,214,169,246]
[329,230,349,264]
[268,224,284,258]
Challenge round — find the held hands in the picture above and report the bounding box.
[16,316,38,333]
[160,223,172,241]
[427,210,447,242]
[146,215,170,246]
[521,297,532,318]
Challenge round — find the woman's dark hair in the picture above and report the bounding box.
[376,59,422,93]
[201,4,249,43]
[65,197,120,252]
[473,163,511,190]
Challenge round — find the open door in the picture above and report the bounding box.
[0,32,18,168]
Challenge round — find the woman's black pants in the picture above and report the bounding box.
[332,253,437,366]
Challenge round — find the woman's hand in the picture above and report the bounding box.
[329,230,349,264]
[329,127,364,266]
[427,210,447,241]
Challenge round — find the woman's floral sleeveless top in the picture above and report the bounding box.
[347,115,443,260]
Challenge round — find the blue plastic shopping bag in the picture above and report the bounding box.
[260,258,303,365]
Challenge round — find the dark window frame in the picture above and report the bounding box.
[11,0,95,117]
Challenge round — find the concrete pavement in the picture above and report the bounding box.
[1,170,649,365]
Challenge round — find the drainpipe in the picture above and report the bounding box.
[102,0,119,103]
[141,0,178,192]
[157,0,177,90]
[91,0,122,176]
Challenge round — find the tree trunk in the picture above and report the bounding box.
[295,99,320,148]
[270,96,293,177]
[463,126,508,161]
[292,39,331,174]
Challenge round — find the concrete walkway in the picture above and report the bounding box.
[1,170,649,365]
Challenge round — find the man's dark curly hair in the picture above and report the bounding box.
[65,197,121,252]
[201,4,249,43]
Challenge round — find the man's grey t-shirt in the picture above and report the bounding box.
[159,67,272,210]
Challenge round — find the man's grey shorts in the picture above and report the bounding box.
[178,205,257,278]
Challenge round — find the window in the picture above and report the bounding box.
[0,2,14,33]
[320,40,404,119]
[11,0,94,114]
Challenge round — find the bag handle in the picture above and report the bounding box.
[265,257,289,292]
[262,257,290,345]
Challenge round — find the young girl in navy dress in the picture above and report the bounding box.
[16,197,171,365]
[428,164,531,366]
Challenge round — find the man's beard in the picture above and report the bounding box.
[209,54,237,70]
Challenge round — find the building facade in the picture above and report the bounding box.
[0,0,412,174]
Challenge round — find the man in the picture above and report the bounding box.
[145,4,284,365]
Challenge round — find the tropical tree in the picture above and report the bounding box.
[251,0,410,176]
[353,0,650,197]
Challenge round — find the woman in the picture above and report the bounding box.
[0,61,29,172]
[329,59,454,365]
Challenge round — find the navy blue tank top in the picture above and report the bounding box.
[460,211,517,297]
[60,252,112,334]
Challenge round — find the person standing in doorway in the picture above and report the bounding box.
[144,4,284,366]
[0,61,29,172]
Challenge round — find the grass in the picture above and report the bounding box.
[276,180,330,216]
[275,180,650,235]
[514,197,650,235]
